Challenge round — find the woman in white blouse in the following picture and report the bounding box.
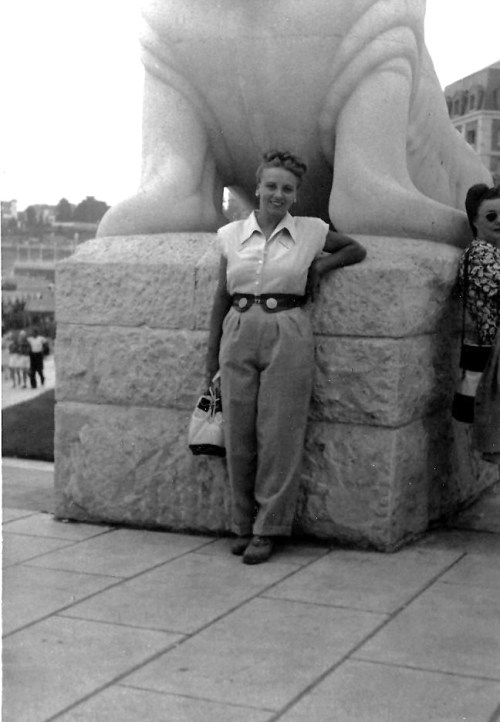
[206,150,366,564]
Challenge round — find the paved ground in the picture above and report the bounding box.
[2,456,500,722]
[2,354,55,409]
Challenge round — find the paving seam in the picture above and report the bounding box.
[2,526,117,572]
[259,593,389,615]
[3,540,87,571]
[345,657,500,684]
[41,636,186,722]
[2,511,40,523]
[55,610,191,636]
[487,702,500,722]
[4,537,322,639]
[266,551,470,721]
[1,538,219,639]
[3,526,114,543]
[38,549,339,722]
[5,546,478,720]
[117,684,277,713]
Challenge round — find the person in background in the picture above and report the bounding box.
[457,183,500,463]
[7,332,22,388]
[27,328,47,389]
[205,150,366,564]
[17,330,31,389]
[2,331,13,381]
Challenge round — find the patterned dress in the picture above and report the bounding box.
[457,239,500,459]
[457,239,500,345]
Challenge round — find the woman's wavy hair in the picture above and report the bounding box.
[465,183,500,237]
[256,150,308,187]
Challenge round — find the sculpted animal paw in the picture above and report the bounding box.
[98,0,492,245]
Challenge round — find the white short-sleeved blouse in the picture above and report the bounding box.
[218,212,329,296]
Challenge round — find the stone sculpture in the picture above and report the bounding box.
[97,0,491,245]
[57,0,499,548]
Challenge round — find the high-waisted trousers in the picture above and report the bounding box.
[219,305,315,536]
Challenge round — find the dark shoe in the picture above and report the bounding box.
[243,536,274,565]
[231,535,252,556]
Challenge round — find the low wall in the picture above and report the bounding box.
[54,233,497,550]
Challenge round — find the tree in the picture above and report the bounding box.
[55,198,74,222]
[73,196,109,223]
[25,205,38,227]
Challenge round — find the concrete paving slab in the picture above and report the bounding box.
[3,511,113,540]
[3,615,182,722]
[60,551,304,634]
[355,581,500,680]
[263,547,462,614]
[439,553,500,589]
[278,659,500,722]
[3,564,117,635]
[2,533,76,568]
[26,528,214,578]
[416,529,500,556]
[2,508,37,523]
[197,536,331,566]
[124,596,386,710]
[451,481,500,533]
[55,685,273,722]
[1,461,55,513]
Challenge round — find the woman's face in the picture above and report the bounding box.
[475,198,500,245]
[257,167,298,221]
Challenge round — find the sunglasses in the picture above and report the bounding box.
[484,211,500,223]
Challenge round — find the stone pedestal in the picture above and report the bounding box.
[54,234,497,550]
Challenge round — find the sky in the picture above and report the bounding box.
[1,0,500,210]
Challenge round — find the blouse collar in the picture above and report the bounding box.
[240,211,297,246]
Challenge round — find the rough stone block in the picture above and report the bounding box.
[311,236,461,338]
[54,233,497,550]
[55,400,495,551]
[57,235,461,339]
[55,401,231,532]
[312,332,457,426]
[54,400,431,548]
[55,324,207,409]
[297,420,430,549]
[194,235,462,338]
[56,324,455,426]
[56,234,214,329]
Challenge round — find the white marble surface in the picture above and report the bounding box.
[97,0,491,244]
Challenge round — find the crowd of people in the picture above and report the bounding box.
[2,327,49,390]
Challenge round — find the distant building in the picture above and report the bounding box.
[1,200,18,220]
[13,261,56,284]
[26,204,57,226]
[445,61,500,182]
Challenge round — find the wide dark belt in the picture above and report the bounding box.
[231,293,306,313]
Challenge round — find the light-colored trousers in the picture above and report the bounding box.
[219,305,315,536]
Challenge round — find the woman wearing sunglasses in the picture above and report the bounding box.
[458,183,500,464]
[205,150,366,564]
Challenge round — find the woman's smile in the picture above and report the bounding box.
[257,167,298,221]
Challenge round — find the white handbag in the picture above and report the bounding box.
[188,374,225,457]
